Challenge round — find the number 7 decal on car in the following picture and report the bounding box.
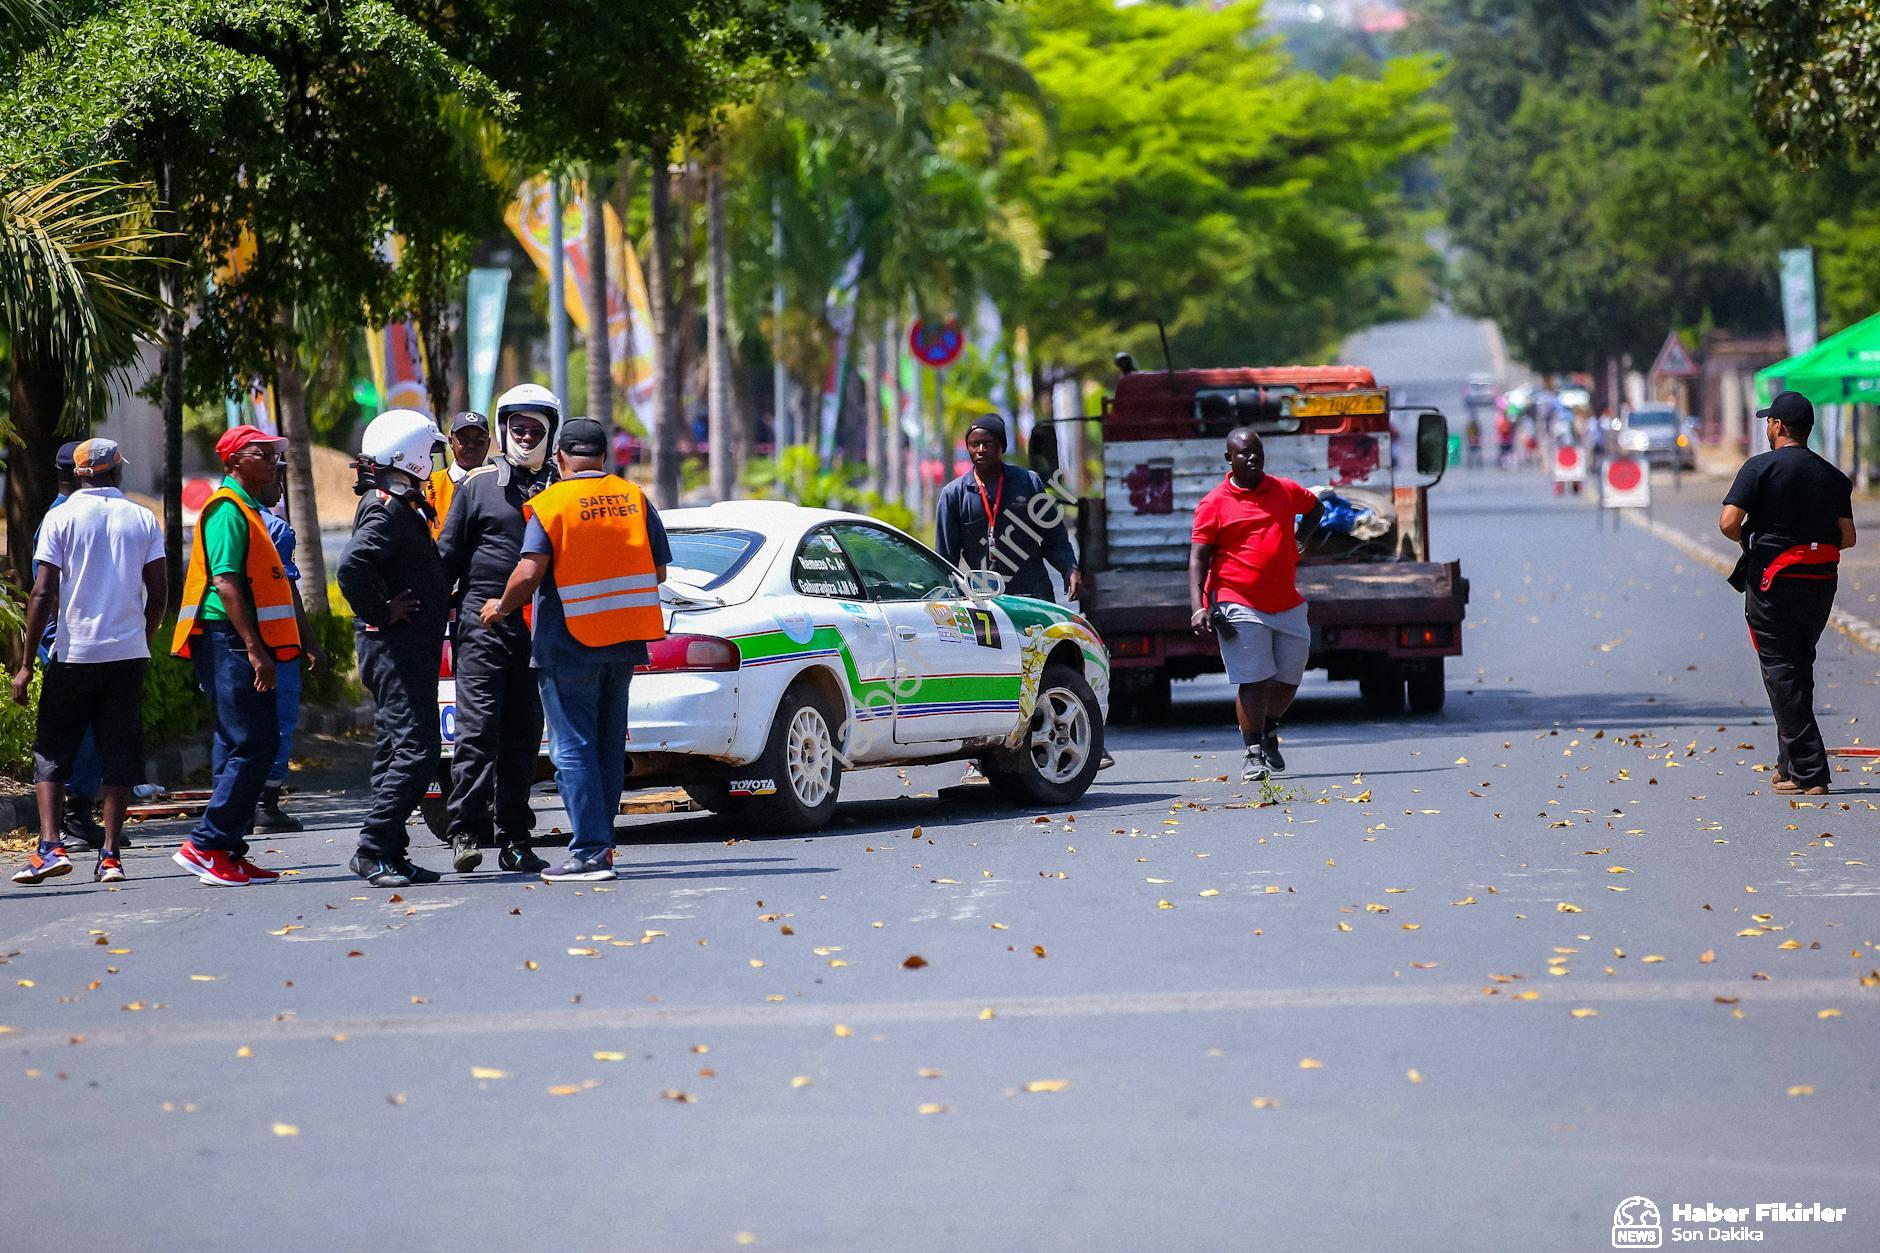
[955,607,1000,648]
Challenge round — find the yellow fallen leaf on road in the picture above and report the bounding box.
[1786,1085,1815,1097]
[1023,1079,1070,1093]
[917,1068,944,1079]
[1571,1008,1598,1018]
[1198,889,1220,898]
[566,948,598,957]
[1556,902,1582,914]
[548,1085,587,1097]
[271,1123,299,1137]
[749,959,765,968]
[1737,928,1766,937]
[1454,757,1469,765]
[918,1103,949,1115]
[833,1024,852,1038]
[1452,896,1477,906]
[1336,921,1353,932]
[1817,1009,1842,1020]
[1157,900,1175,909]
[978,1008,996,1020]
[471,1067,507,1080]
[189,975,221,982]
[1407,1068,1423,1083]
[1250,1097,1280,1109]
[1298,1058,1323,1070]
[592,1052,627,1062]
[791,1076,814,1089]
[660,1090,696,1103]
[1699,950,1715,964]
[1146,877,1171,884]
[1640,955,1666,964]
[1606,867,1629,874]
[1776,940,1803,951]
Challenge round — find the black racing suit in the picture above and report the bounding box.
[337,491,450,859]
[436,458,557,847]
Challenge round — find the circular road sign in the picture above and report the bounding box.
[909,319,965,369]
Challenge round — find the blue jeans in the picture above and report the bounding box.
[536,662,631,860]
[189,626,280,854]
[267,656,302,787]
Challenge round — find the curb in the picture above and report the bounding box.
[1624,512,1880,655]
[301,701,375,737]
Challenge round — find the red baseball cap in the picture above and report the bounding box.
[216,424,286,464]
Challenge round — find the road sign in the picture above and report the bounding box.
[181,476,218,527]
[1650,330,1699,378]
[1602,456,1651,509]
[1553,444,1585,483]
[909,318,964,369]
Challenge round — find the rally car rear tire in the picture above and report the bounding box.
[682,783,751,816]
[741,683,844,834]
[982,664,1104,807]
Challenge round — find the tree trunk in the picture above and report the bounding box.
[584,163,613,427]
[273,335,329,614]
[416,251,454,421]
[6,350,66,586]
[862,330,884,498]
[706,163,734,502]
[161,262,187,613]
[884,314,904,507]
[646,145,683,508]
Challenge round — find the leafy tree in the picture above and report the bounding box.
[1007,0,1447,375]
[1679,1,1880,170]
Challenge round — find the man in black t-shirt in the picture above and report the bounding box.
[1719,392,1858,795]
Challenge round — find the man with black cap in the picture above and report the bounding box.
[435,385,562,874]
[425,410,491,540]
[36,442,107,852]
[935,414,1081,602]
[1720,391,1858,796]
[480,417,670,882]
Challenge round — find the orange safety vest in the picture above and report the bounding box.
[172,487,303,661]
[425,467,454,539]
[523,474,666,647]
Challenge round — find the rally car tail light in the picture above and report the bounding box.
[644,633,741,673]
[439,638,454,679]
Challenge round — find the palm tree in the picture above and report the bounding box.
[1,164,171,579]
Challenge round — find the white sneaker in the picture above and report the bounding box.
[1240,745,1270,784]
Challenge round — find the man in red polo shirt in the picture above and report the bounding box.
[1190,427,1322,783]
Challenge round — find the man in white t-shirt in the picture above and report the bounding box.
[11,439,167,885]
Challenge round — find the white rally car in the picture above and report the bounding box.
[433,501,1110,834]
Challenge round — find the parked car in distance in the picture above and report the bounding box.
[1618,405,1696,470]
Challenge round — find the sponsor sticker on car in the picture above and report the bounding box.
[727,777,778,797]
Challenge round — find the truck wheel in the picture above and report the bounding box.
[741,683,843,833]
[1109,670,1171,723]
[1406,664,1446,715]
[982,665,1105,806]
[1359,671,1405,716]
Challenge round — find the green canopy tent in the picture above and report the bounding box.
[1754,309,1880,407]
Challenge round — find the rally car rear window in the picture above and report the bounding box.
[667,528,764,590]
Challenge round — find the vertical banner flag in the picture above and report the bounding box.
[464,267,510,416]
[366,236,431,414]
[505,177,657,415]
[1013,326,1035,443]
[210,229,280,434]
[1779,248,1818,361]
[817,247,866,461]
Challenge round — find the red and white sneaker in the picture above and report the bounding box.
[236,858,280,883]
[172,842,248,887]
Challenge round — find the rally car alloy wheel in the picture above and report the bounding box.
[982,664,1104,806]
[735,682,844,833]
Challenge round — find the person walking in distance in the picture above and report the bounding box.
[253,492,320,834]
[480,418,670,882]
[435,385,562,875]
[11,440,166,885]
[338,410,452,888]
[170,425,300,886]
[1720,392,1857,796]
[424,410,492,540]
[1189,427,1323,785]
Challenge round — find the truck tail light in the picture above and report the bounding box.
[1110,635,1155,659]
[439,638,453,679]
[1398,625,1453,649]
[644,633,741,673]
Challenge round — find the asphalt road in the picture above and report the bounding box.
[4,465,1877,1253]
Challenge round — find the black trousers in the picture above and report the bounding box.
[357,627,443,858]
[1746,578,1837,790]
[446,619,542,846]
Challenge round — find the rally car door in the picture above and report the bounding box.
[787,527,895,755]
[826,523,1023,746]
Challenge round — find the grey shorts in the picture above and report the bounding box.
[1216,602,1309,686]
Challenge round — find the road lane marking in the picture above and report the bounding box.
[1626,512,1880,655]
[2,978,1866,1051]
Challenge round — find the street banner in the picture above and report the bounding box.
[817,246,866,460]
[1013,325,1035,443]
[464,267,509,416]
[505,177,657,415]
[1601,456,1650,509]
[366,235,431,414]
[1779,248,1818,360]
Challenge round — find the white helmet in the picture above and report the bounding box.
[493,383,563,472]
[361,409,443,481]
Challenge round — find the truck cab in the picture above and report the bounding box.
[1074,365,1468,720]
